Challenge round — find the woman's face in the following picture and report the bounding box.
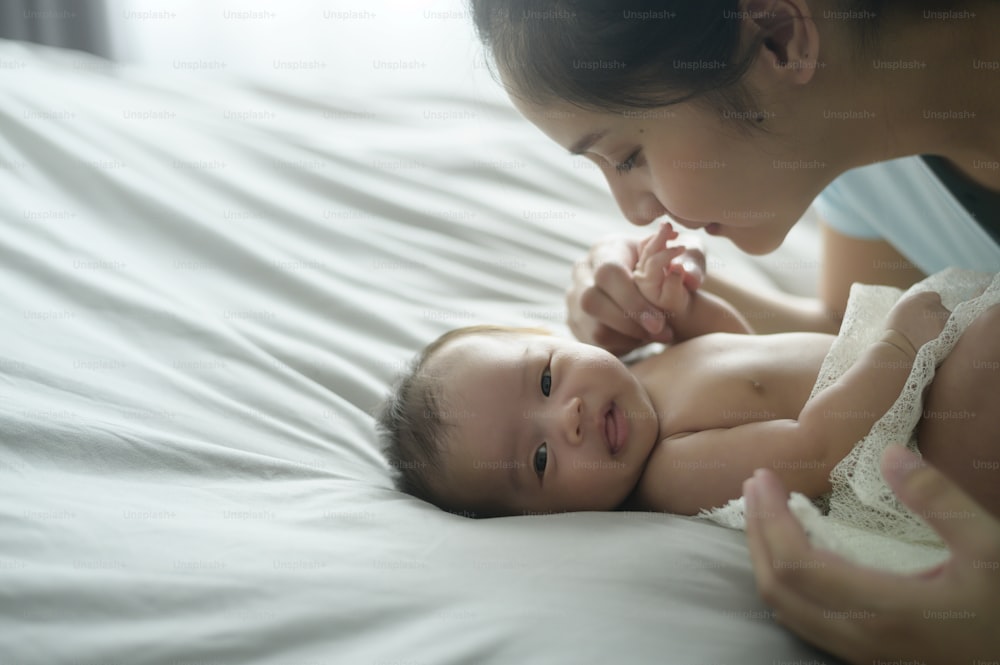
[512,94,833,255]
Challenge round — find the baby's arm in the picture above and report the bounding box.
[633,222,752,340]
[638,291,950,516]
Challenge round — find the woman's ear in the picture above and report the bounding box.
[739,0,821,86]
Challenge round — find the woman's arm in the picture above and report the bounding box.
[701,271,838,334]
[703,222,927,334]
[567,220,928,351]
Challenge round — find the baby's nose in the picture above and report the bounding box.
[561,396,583,446]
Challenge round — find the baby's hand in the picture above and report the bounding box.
[883,291,951,356]
[633,222,703,317]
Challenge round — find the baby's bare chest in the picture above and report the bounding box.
[632,333,834,436]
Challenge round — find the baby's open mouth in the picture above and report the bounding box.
[604,402,627,456]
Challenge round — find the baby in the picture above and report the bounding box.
[378,224,1000,518]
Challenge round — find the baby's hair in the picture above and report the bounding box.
[469,0,902,130]
[376,324,552,515]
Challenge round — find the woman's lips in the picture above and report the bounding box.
[669,216,723,236]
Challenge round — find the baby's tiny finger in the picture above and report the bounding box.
[643,248,677,277]
[659,245,685,263]
[654,220,676,246]
[638,229,669,265]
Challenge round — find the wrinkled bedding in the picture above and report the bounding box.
[0,39,835,664]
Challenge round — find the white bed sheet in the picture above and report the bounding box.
[0,39,837,664]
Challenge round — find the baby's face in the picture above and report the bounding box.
[427,332,659,516]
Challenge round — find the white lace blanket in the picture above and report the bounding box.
[699,269,1000,572]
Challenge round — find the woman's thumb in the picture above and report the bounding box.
[881,444,990,551]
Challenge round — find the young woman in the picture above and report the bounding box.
[468,1,1000,662]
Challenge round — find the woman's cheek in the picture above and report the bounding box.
[660,167,736,223]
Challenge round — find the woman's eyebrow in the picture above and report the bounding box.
[569,130,608,155]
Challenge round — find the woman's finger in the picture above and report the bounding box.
[586,264,670,339]
[745,469,927,610]
[588,234,642,273]
[567,233,676,347]
[580,280,662,342]
[881,445,1000,559]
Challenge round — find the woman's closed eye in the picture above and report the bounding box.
[615,149,641,175]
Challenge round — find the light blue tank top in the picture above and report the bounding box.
[814,156,1000,274]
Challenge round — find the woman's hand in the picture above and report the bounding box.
[567,225,706,355]
[744,445,1000,665]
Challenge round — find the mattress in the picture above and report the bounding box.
[0,37,837,664]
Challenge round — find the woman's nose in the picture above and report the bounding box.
[607,178,666,226]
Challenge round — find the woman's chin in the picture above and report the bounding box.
[722,225,790,256]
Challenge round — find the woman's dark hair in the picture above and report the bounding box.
[469,0,891,123]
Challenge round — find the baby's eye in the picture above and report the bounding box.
[540,364,552,396]
[533,443,548,476]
